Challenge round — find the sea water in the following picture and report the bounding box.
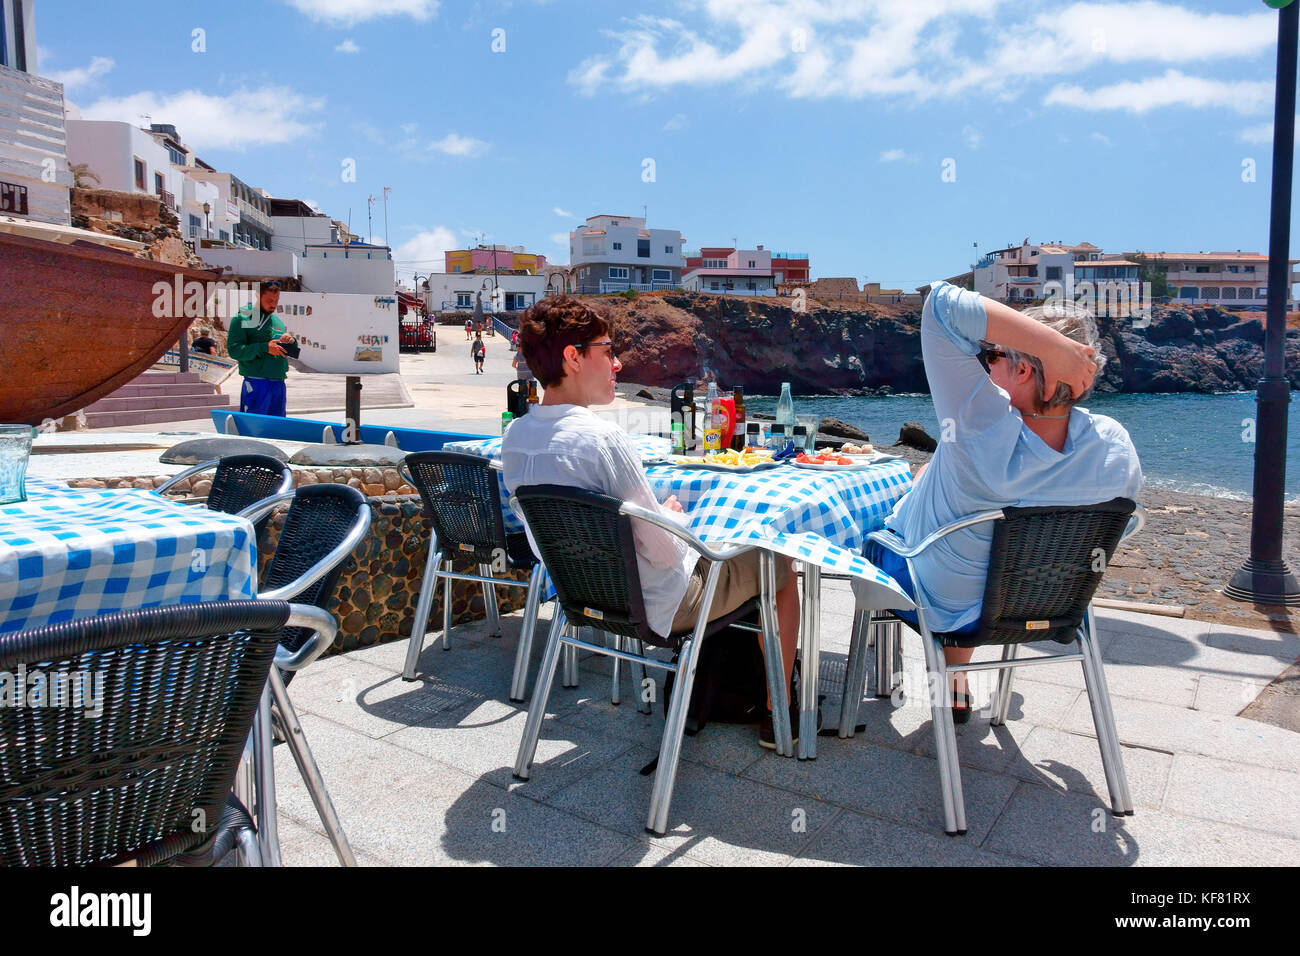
[746,392,1299,502]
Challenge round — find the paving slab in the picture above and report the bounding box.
[544,747,840,866]
[791,808,1033,867]
[983,783,1300,867]
[1161,753,1300,839]
[1009,726,1173,811]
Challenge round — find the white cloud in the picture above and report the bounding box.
[400,122,417,135]
[553,206,573,218]
[46,56,114,91]
[663,112,688,131]
[1239,120,1300,144]
[569,1,1274,115]
[550,232,570,246]
[80,86,325,151]
[334,39,360,54]
[962,124,981,150]
[879,148,915,162]
[391,226,458,273]
[284,0,438,26]
[1045,70,1272,115]
[1090,131,1113,146]
[428,132,487,157]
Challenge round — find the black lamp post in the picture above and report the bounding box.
[1226,0,1300,605]
[201,201,210,240]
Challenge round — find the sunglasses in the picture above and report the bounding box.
[979,348,1009,365]
[575,340,618,359]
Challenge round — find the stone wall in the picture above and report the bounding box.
[67,467,418,499]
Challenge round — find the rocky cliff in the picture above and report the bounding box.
[606,292,1300,394]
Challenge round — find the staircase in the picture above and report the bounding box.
[84,371,231,428]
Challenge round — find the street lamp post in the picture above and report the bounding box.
[1226,0,1300,605]
[202,201,210,240]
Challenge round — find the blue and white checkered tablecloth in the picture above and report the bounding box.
[0,489,257,634]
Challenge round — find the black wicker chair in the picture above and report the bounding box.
[399,452,551,702]
[509,484,789,835]
[842,497,1144,835]
[0,599,335,867]
[155,454,293,516]
[236,483,372,866]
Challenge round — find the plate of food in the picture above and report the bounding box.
[789,452,888,471]
[663,449,782,473]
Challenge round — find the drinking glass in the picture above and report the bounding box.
[0,424,35,505]
[796,415,821,452]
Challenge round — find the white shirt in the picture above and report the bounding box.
[501,404,696,638]
[886,281,1144,632]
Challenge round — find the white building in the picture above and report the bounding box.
[1,0,73,226]
[299,241,394,295]
[681,247,776,296]
[974,241,1104,303]
[422,272,548,315]
[64,119,186,218]
[269,199,336,255]
[569,214,684,293]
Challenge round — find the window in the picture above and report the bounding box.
[1195,265,1210,273]
[452,265,462,273]
[1240,287,1255,299]
[134,159,146,190]
[710,281,720,290]
[1046,266,1062,280]
[1221,287,1237,299]
[1201,287,1220,299]
[188,214,201,237]
[456,292,473,308]
[1028,266,1038,278]
[1257,288,1269,298]
[746,281,756,290]
[1245,265,1256,273]
[611,220,619,226]
[612,242,622,250]
[505,293,532,311]
[219,230,229,242]
[637,239,650,258]
[665,245,673,254]
[1227,265,1239,273]
[652,269,671,282]
[608,266,629,279]
[154,172,165,194]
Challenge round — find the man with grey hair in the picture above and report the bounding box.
[874,281,1142,722]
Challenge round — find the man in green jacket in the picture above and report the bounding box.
[226,280,296,416]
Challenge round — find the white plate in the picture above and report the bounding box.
[659,457,782,474]
[788,456,896,472]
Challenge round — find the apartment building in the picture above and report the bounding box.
[569,214,684,293]
[1122,251,1297,308]
[681,246,776,296]
[444,245,547,275]
[0,0,71,225]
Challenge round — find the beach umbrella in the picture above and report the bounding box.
[1226,0,1300,604]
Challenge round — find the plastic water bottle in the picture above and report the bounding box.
[776,382,795,434]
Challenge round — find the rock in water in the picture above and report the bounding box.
[898,421,937,452]
[818,417,869,441]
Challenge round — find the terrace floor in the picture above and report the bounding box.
[271,578,1300,866]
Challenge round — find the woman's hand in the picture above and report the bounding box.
[662,494,684,514]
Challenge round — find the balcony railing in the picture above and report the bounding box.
[238,198,272,231]
[599,280,677,293]
[156,188,176,211]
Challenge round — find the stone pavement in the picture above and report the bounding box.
[272,579,1300,866]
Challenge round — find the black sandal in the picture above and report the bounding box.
[952,690,973,725]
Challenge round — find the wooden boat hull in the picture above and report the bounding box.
[0,232,221,424]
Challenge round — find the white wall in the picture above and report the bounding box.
[0,63,70,224]
[198,247,297,278]
[300,254,395,294]
[422,273,547,312]
[270,215,333,255]
[183,168,239,240]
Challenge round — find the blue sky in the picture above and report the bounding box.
[37,0,1283,288]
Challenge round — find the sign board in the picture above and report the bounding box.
[1,181,30,216]
[274,292,400,374]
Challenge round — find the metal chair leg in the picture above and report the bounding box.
[610,634,622,706]
[479,562,503,637]
[402,537,443,680]
[759,552,793,756]
[561,627,581,688]
[1083,609,1134,814]
[268,669,357,867]
[1079,619,1133,814]
[838,607,871,738]
[235,824,263,866]
[629,638,653,714]
[514,612,567,780]
[251,684,283,865]
[509,565,545,702]
[991,643,1018,726]
[647,632,706,835]
[874,612,903,698]
[920,630,966,835]
[797,563,822,760]
[441,558,454,650]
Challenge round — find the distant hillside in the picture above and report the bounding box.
[596,291,1300,394]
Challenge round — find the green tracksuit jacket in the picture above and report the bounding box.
[226,304,289,380]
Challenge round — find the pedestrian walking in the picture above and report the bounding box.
[472,332,486,374]
[465,317,473,340]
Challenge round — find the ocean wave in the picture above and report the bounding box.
[1141,475,1300,504]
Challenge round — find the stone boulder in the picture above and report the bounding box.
[898,421,937,452]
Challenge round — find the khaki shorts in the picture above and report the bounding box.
[669,551,790,635]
